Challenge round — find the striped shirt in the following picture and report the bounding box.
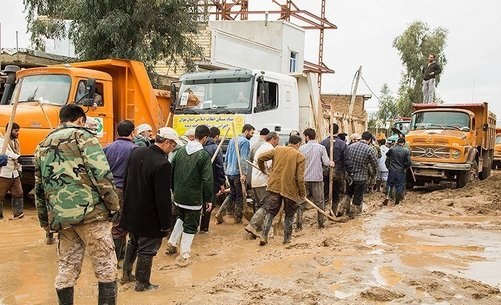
[299,140,330,182]
[348,141,378,182]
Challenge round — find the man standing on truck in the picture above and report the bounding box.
[383,137,411,205]
[320,123,353,216]
[422,53,442,103]
[34,105,120,304]
[0,122,24,220]
[297,128,333,229]
[215,124,255,224]
[257,134,306,245]
[103,120,137,262]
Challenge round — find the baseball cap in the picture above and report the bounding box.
[158,127,183,146]
[137,123,152,134]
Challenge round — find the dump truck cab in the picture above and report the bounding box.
[406,102,496,188]
[0,59,171,186]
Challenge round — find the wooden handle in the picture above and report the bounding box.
[211,127,230,163]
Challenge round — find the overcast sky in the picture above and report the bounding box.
[2,0,501,122]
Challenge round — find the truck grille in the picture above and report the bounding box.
[411,147,450,159]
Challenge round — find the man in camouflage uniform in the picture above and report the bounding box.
[34,104,119,305]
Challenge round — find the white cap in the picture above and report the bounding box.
[184,128,195,137]
[157,127,183,146]
[350,133,362,141]
[136,123,152,134]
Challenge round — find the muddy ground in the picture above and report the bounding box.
[1,173,501,305]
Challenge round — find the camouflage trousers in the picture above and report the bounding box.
[55,220,117,289]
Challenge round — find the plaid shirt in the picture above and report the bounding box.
[347,141,378,182]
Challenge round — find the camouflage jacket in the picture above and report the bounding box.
[34,123,119,231]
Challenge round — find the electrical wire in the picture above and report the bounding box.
[360,75,382,103]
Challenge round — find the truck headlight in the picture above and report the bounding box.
[451,150,461,159]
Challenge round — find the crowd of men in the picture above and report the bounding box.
[26,104,411,304]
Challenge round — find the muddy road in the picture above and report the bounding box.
[1,173,501,304]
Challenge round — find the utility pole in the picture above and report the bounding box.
[348,66,362,135]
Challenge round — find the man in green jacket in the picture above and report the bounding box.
[167,125,213,266]
[35,104,119,305]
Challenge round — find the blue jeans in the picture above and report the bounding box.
[387,170,406,196]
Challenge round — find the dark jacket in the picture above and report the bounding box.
[320,135,353,174]
[422,62,442,81]
[385,145,411,172]
[119,145,172,238]
[172,143,213,207]
[203,138,226,193]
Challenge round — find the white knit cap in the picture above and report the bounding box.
[136,123,152,134]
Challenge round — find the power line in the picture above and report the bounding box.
[360,75,382,103]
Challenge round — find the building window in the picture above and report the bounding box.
[289,51,298,73]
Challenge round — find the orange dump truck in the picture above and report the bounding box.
[494,128,501,169]
[0,59,172,186]
[406,102,496,188]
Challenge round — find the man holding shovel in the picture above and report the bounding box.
[215,124,254,224]
[257,134,306,245]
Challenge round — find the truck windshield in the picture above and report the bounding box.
[393,121,410,134]
[14,74,71,105]
[411,111,470,131]
[176,80,252,114]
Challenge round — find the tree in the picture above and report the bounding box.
[24,0,203,75]
[375,83,398,128]
[393,21,448,116]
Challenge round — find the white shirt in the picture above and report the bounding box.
[378,144,389,172]
[0,138,21,179]
[251,142,274,188]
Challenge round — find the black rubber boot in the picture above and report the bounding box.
[295,204,304,231]
[56,287,74,305]
[395,192,402,205]
[113,237,125,262]
[134,255,159,291]
[98,281,117,305]
[11,196,24,218]
[119,242,137,285]
[283,216,294,244]
[259,213,274,246]
[0,198,4,220]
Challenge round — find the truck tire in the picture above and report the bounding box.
[456,171,468,188]
[480,150,492,180]
[456,162,478,188]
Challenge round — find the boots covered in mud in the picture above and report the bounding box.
[176,233,194,267]
[119,242,137,285]
[134,255,158,291]
[166,219,183,255]
[337,195,352,217]
[98,281,117,305]
[260,212,274,246]
[245,207,266,238]
[56,286,74,305]
[283,215,294,244]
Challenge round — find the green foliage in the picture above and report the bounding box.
[393,21,448,116]
[375,83,398,127]
[24,0,203,75]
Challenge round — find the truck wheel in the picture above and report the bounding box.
[456,162,478,188]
